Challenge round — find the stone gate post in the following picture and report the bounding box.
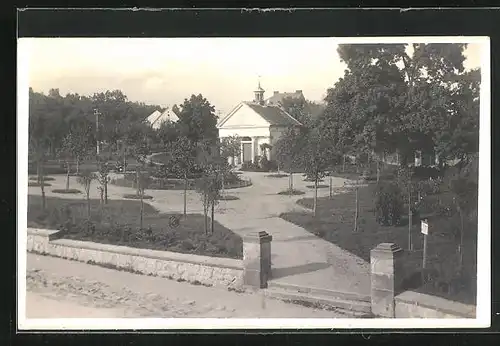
[243,231,273,289]
[370,243,404,317]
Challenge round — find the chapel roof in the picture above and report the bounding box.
[244,102,302,127]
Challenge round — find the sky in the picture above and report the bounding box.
[22,38,483,115]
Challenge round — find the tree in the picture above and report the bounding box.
[175,94,219,145]
[96,156,111,204]
[448,156,478,271]
[195,141,224,235]
[165,136,197,218]
[220,135,241,195]
[396,166,416,250]
[328,43,475,169]
[28,103,49,210]
[301,127,334,216]
[77,171,96,219]
[156,120,179,148]
[136,167,151,230]
[220,135,241,167]
[274,127,304,192]
[57,133,76,191]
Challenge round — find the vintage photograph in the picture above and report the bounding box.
[18,37,490,329]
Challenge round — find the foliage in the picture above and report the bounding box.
[28,88,162,160]
[164,136,198,179]
[274,126,304,174]
[27,196,243,259]
[76,170,97,217]
[277,189,305,196]
[373,182,404,226]
[175,94,219,145]
[195,141,226,234]
[52,188,81,194]
[220,135,241,163]
[321,43,478,167]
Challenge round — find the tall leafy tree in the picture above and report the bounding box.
[326,43,476,169]
[176,94,219,145]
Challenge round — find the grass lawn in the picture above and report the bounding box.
[28,195,243,260]
[280,183,477,305]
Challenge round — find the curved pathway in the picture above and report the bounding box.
[26,171,371,296]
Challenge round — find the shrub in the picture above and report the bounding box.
[412,166,442,180]
[240,161,260,171]
[28,182,52,187]
[278,189,305,196]
[123,194,153,200]
[52,189,82,194]
[374,182,404,226]
[266,173,288,178]
[258,155,277,172]
[29,176,55,181]
[218,195,239,201]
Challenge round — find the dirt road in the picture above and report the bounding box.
[25,253,347,319]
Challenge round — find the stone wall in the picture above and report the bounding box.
[395,291,476,319]
[27,228,244,289]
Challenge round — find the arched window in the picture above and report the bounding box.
[241,136,252,142]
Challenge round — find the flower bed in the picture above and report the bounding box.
[28,182,52,187]
[52,189,82,194]
[277,189,305,196]
[110,173,252,190]
[27,195,243,260]
[123,194,153,200]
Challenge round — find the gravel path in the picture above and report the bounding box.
[26,253,348,318]
[26,171,370,295]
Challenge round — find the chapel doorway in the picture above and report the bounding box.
[242,143,252,163]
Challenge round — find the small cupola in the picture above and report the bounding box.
[253,80,265,105]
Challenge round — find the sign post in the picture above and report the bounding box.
[421,219,429,270]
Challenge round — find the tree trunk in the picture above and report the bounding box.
[86,192,91,219]
[354,186,359,232]
[37,162,41,184]
[204,195,208,235]
[376,159,380,182]
[66,163,70,190]
[140,190,144,230]
[104,178,108,204]
[313,177,318,217]
[459,210,464,271]
[123,151,127,174]
[221,172,225,196]
[277,163,281,174]
[76,155,80,174]
[329,175,333,199]
[408,189,412,250]
[183,172,188,219]
[136,170,140,195]
[343,155,346,172]
[211,200,215,235]
[40,163,46,211]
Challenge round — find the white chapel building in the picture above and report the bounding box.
[217,82,303,165]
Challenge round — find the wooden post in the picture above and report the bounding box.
[421,219,429,283]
